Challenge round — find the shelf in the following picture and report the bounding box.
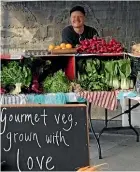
[127,53,140,58]
[75,52,127,57]
[0,54,23,60]
[1,52,128,60]
[23,54,76,58]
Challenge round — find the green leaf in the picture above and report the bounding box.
[114,61,119,76]
[43,70,70,93]
[118,59,131,78]
[1,61,32,87]
[85,59,93,73]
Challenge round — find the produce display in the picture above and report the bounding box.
[69,82,83,93]
[77,58,134,91]
[48,43,72,51]
[77,59,109,91]
[117,59,133,89]
[76,37,124,54]
[43,70,70,93]
[1,61,32,94]
[1,56,136,95]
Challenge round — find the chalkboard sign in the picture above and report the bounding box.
[1,104,89,171]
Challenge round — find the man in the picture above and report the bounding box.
[62,6,99,47]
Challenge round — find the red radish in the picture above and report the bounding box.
[76,37,124,54]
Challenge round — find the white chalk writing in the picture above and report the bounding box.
[54,113,73,132]
[17,149,55,171]
[3,132,41,152]
[45,131,69,147]
[0,108,49,135]
[40,109,48,126]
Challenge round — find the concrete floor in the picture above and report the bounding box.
[89,133,140,171]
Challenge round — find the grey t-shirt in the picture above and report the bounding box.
[62,25,99,47]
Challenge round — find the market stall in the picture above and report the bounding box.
[1,38,140,168]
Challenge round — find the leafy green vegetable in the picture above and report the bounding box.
[10,83,22,95]
[118,59,132,89]
[77,59,86,74]
[43,70,70,93]
[112,76,120,89]
[77,59,110,91]
[118,59,131,78]
[120,78,130,90]
[1,61,32,87]
[77,58,133,91]
[85,59,93,73]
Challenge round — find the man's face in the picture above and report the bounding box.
[70,11,85,28]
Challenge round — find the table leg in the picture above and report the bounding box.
[98,109,108,139]
[88,103,102,159]
[128,99,139,142]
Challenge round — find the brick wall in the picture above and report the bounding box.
[1,1,140,53]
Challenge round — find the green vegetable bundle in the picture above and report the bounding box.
[43,70,70,93]
[1,61,32,88]
[118,59,133,89]
[77,58,109,91]
[77,58,134,91]
[103,58,133,90]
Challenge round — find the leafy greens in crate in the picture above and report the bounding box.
[77,58,134,91]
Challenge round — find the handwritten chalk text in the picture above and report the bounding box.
[17,149,54,171]
[3,132,41,152]
[46,131,69,147]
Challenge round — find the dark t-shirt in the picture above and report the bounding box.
[62,25,99,47]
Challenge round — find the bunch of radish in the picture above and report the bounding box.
[31,75,43,93]
[76,37,124,54]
